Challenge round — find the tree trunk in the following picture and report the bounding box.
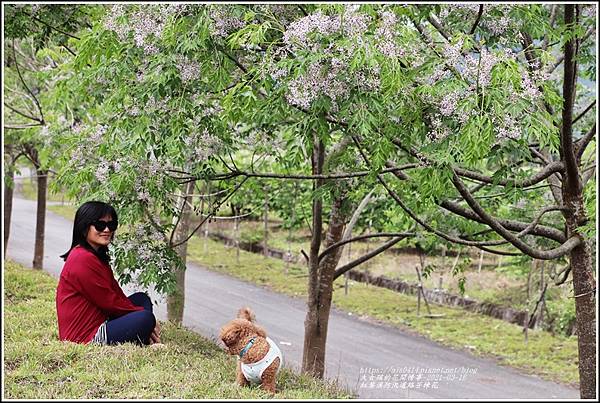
[560,6,596,396]
[4,166,14,256]
[167,179,195,324]
[570,240,596,398]
[32,169,47,270]
[302,191,347,378]
[303,135,325,377]
[565,190,596,398]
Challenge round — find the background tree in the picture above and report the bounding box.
[4,4,95,268]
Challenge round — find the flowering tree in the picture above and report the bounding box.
[177,3,597,395]
[27,3,596,397]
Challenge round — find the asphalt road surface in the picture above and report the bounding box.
[5,195,580,399]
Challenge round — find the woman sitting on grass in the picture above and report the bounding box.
[56,201,161,346]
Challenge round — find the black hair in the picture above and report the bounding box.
[60,201,118,264]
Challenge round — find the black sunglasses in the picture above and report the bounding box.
[91,220,118,232]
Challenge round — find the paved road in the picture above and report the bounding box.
[5,195,580,399]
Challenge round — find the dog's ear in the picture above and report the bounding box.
[220,325,240,347]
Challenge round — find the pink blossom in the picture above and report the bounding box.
[208,6,246,38]
[176,55,201,83]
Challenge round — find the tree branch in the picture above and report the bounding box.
[473,245,522,256]
[297,5,309,17]
[575,123,596,163]
[170,177,248,248]
[453,161,565,188]
[341,189,374,242]
[3,102,43,123]
[553,264,572,285]
[515,206,570,238]
[450,170,580,259]
[351,136,510,247]
[440,200,567,243]
[333,236,405,280]
[11,39,44,125]
[391,138,565,188]
[170,164,419,184]
[22,10,81,40]
[469,5,484,35]
[427,14,451,41]
[546,26,595,75]
[319,232,415,262]
[573,100,596,125]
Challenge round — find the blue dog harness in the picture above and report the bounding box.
[239,337,283,384]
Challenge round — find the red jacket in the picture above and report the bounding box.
[56,245,144,343]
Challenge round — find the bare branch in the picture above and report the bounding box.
[62,44,77,57]
[573,100,596,125]
[427,15,450,41]
[170,177,248,248]
[11,39,44,125]
[454,161,564,188]
[515,206,570,238]
[351,136,510,247]
[341,189,374,242]
[168,176,195,248]
[440,200,567,243]
[170,164,419,184]
[529,146,551,165]
[216,44,248,74]
[319,232,415,262]
[474,245,522,256]
[324,136,353,167]
[391,138,564,188]
[298,5,309,17]
[582,165,596,187]
[333,236,405,280]
[450,170,581,260]
[554,265,572,285]
[3,102,42,123]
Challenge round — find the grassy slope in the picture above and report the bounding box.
[45,204,579,387]
[3,260,352,399]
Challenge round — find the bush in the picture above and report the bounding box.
[545,298,577,336]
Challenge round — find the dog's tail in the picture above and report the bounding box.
[237,307,255,322]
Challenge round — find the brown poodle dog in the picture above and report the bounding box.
[219,307,283,394]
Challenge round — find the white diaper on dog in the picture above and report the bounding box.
[240,337,283,384]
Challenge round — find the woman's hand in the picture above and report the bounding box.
[150,321,161,344]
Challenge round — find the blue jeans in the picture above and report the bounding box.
[105,292,156,346]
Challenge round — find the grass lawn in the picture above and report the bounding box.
[3,260,352,399]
